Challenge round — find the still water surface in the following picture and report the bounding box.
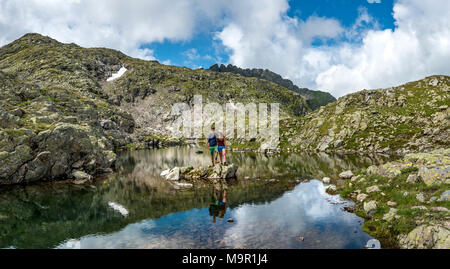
[0,147,396,249]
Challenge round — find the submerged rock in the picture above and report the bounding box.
[172,182,193,189]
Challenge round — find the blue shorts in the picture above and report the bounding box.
[218,146,226,152]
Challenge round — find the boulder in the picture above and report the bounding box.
[438,190,450,202]
[339,170,354,179]
[366,185,380,193]
[162,164,239,181]
[416,193,425,203]
[326,184,337,193]
[387,201,397,207]
[406,174,418,183]
[100,119,117,130]
[382,208,398,222]
[160,169,170,177]
[398,222,450,249]
[363,200,377,214]
[72,170,93,181]
[24,151,52,182]
[322,177,331,184]
[357,193,369,202]
[0,110,20,128]
[0,145,33,183]
[162,167,180,181]
[374,162,403,178]
[334,140,344,148]
[366,165,378,175]
[418,166,450,186]
[222,163,238,179]
[71,170,93,184]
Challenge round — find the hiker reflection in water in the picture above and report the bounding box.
[209,187,227,223]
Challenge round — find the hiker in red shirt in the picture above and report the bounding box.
[217,132,227,166]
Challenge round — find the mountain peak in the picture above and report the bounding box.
[16,33,59,45]
[209,63,336,110]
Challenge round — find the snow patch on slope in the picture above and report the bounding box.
[107,67,127,82]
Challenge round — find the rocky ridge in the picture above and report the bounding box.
[209,63,336,110]
[286,75,449,154]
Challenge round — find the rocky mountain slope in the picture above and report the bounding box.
[209,64,336,110]
[286,76,450,154]
[1,33,448,185]
[0,33,310,185]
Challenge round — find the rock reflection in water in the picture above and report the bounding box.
[0,147,395,249]
[57,181,371,249]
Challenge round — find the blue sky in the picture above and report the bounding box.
[1,0,449,97]
[146,0,396,69]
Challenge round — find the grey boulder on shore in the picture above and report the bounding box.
[160,163,239,181]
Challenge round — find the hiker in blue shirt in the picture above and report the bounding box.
[207,126,219,166]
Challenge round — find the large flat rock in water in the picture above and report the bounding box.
[160,164,238,181]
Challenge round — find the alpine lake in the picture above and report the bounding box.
[0,146,398,249]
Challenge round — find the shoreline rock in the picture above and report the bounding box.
[337,148,450,249]
[161,163,238,181]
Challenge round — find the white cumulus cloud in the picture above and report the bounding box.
[0,0,225,59]
[217,0,450,97]
[0,0,449,97]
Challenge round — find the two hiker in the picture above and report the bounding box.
[207,126,227,167]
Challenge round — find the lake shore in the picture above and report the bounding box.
[328,149,449,249]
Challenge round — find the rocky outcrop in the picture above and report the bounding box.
[0,122,118,184]
[333,149,449,249]
[160,164,239,181]
[367,149,450,186]
[0,35,135,185]
[398,222,450,249]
